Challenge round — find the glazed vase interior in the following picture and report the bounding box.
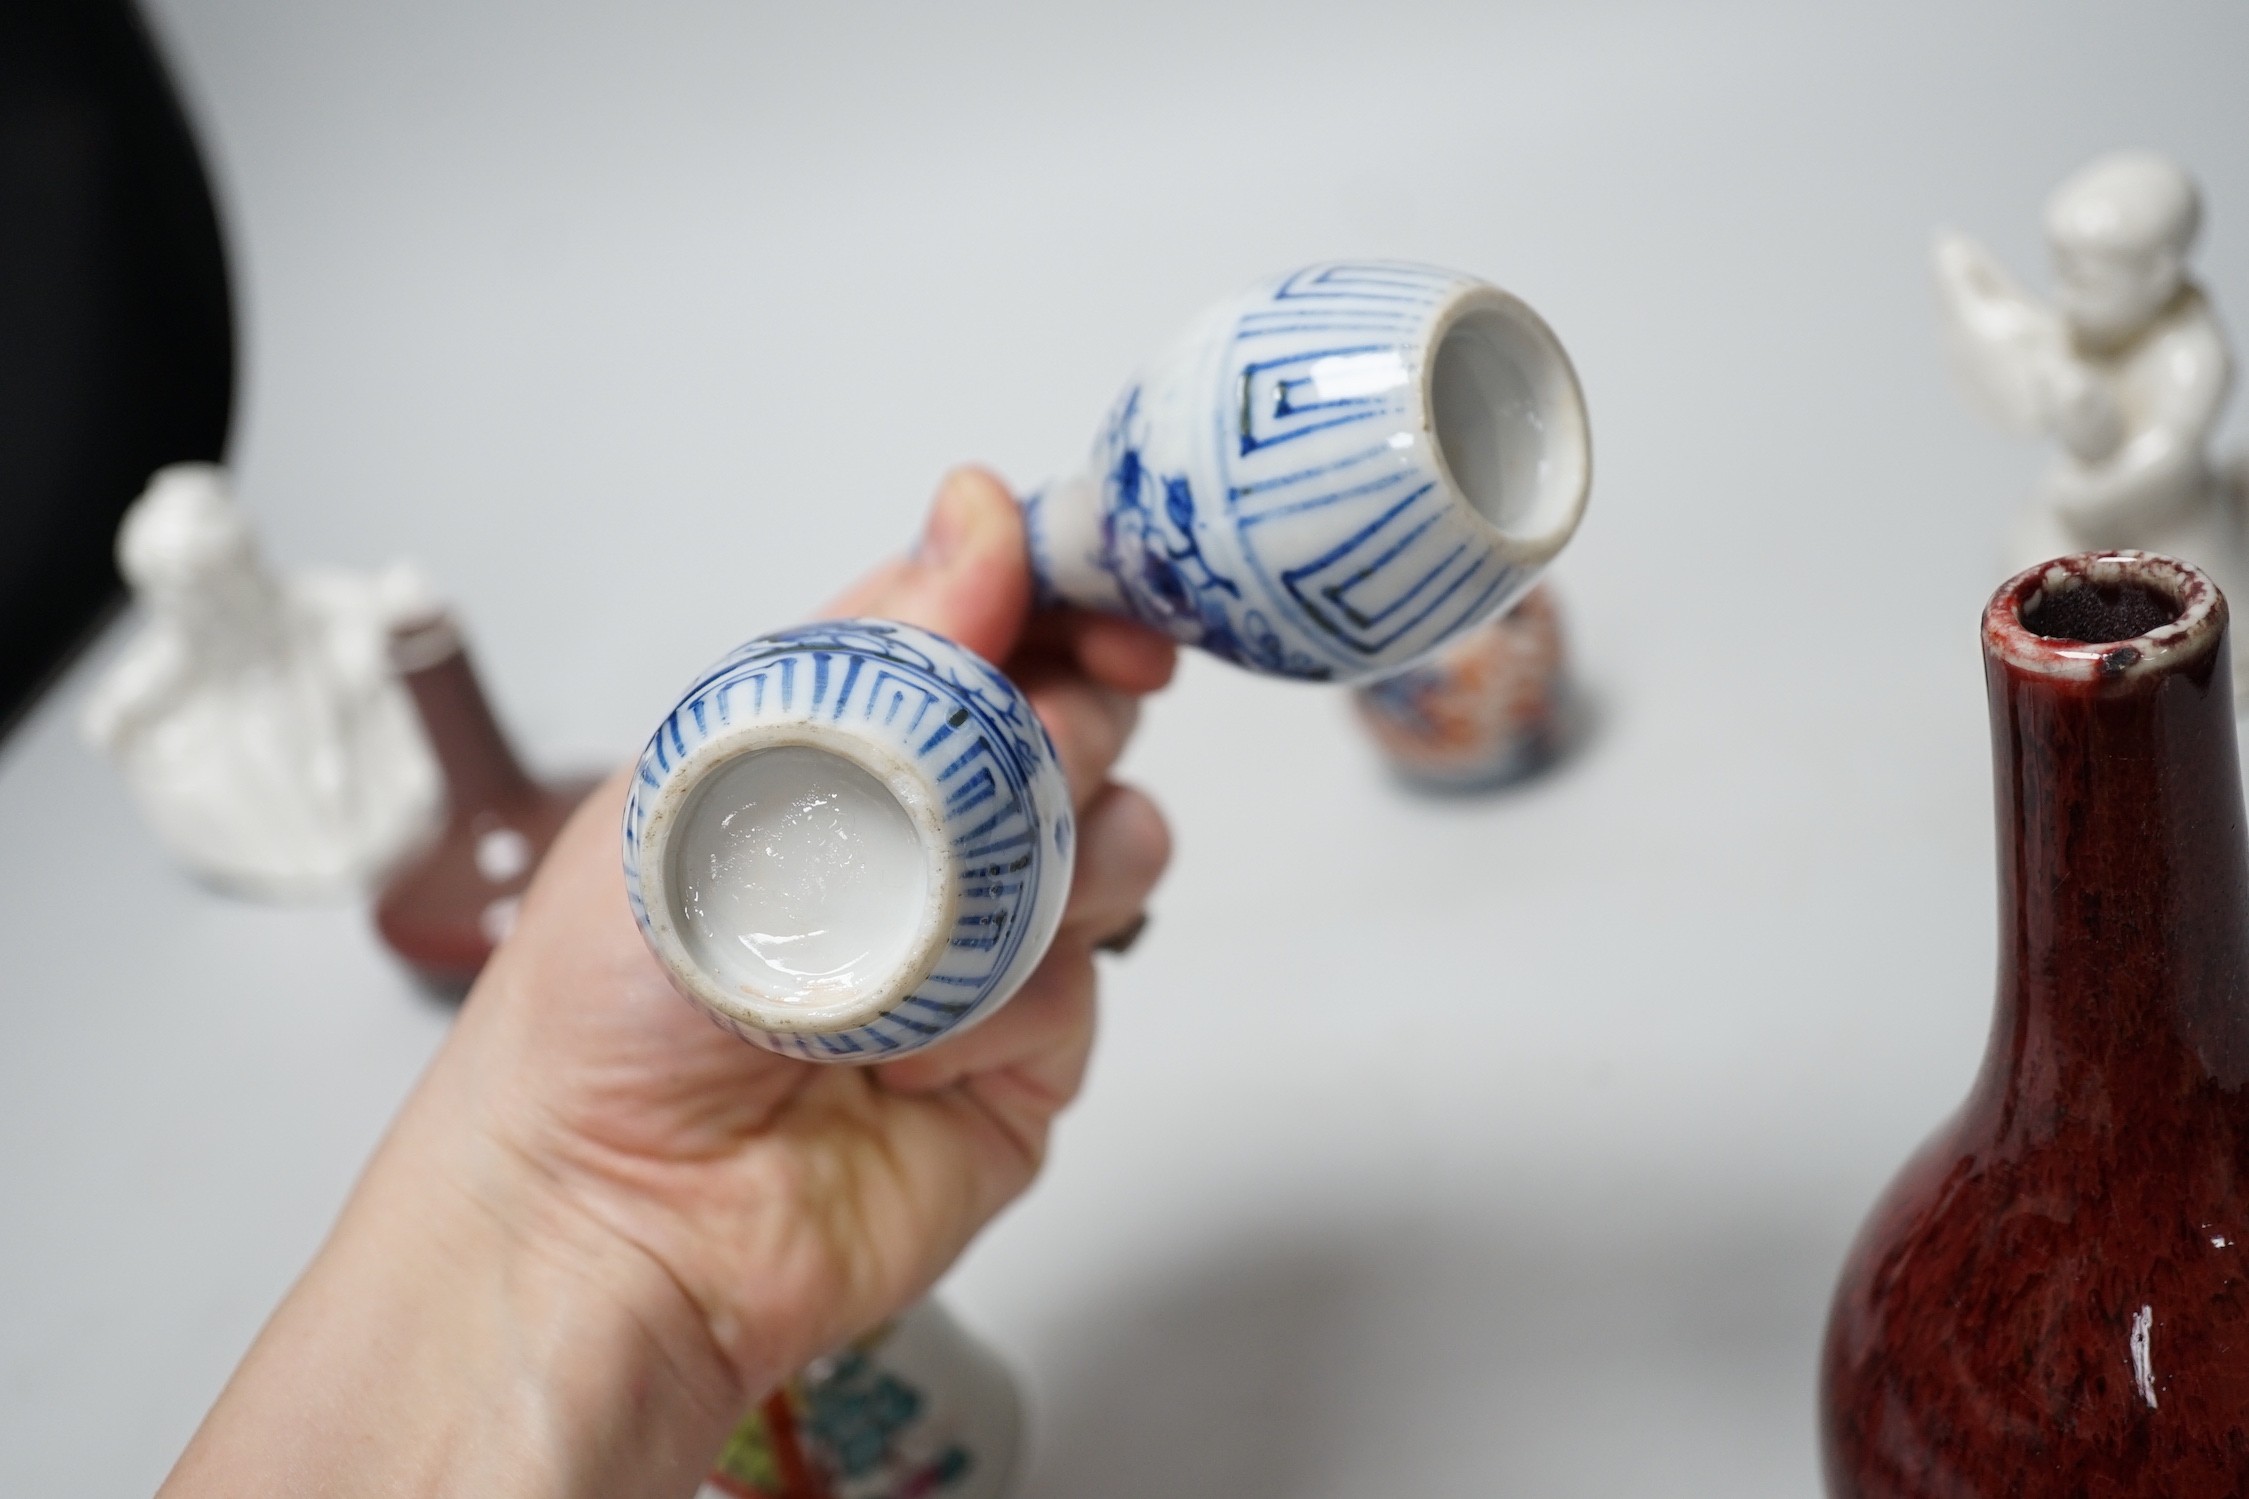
[668,744,936,1010]
[1429,301,1587,550]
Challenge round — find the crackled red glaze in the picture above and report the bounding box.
[1821,552,2249,1495]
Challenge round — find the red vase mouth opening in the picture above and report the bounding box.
[1984,550,2225,684]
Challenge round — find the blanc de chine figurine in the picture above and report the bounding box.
[1934,150,2247,681]
[81,463,440,900]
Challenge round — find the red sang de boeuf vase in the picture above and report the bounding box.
[374,611,593,991]
[1821,551,2249,1495]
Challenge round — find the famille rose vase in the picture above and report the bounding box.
[1821,551,2249,1495]
[1024,259,1590,682]
[697,1300,1022,1499]
[623,620,1073,1061]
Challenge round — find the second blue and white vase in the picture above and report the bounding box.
[623,620,1074,1061]
[1024,259,1591,682]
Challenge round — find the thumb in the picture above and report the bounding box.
[821,467,1033,665]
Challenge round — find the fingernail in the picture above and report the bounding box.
[913,476,975,570]
[1096,913,1149,956]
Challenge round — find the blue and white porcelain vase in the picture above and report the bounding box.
[623,620,1074,1061]
[1024,259,1591,682]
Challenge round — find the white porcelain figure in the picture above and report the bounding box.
[624,620,1074,1061]
[1024,259,1591,682]
[1935,150,2246,684]
[698,1298,1022,1499]
[80,464,441,899]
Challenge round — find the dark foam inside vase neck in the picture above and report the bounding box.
[2021,580,2181,644]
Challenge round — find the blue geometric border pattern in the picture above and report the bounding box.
[623,620,1074,1061]
[1073,260,1531,681]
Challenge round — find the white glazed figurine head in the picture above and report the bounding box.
[2044,150,2201,347]
[117,462,272,630]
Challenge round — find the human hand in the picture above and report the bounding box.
[161,469,1174,1499]
[461,464,1174,1382]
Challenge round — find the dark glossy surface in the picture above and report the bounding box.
[1821,554,2249,1495]
[374,619,592,990]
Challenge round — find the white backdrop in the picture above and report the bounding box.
[6,1,2248,1492]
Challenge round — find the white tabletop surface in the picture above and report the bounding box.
[8,2,2249,1492]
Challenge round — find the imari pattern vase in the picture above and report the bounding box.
[624,620,1072,1061]
[1351,581,1570,790]
[1024,259,1590,682]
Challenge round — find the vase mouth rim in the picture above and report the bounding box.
[1984,550,2226,682]
[1420,285,1592,567]
[632,720,960,1037]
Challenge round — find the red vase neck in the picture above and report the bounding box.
[391,613,535,815]
[1979,553,2249,1126]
